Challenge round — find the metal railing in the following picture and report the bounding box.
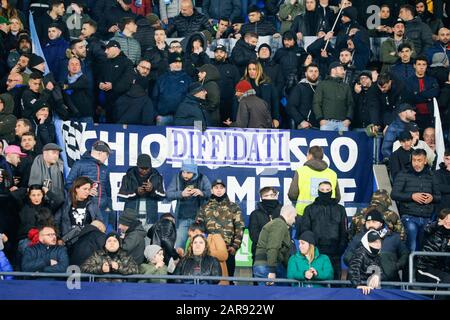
[408,251,450,283]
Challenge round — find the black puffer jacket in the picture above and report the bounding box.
[230,39,257,75]
[144,44,169,78]
[174,254,222,284]
[273,42,307,82]
[299,195,348,257]
[404,16,433,56]
[148,218,179,265]
[435,163,450,213]
[391,166,441,218]
[286,79,319,128]
[69,224,107,266]
[100,52,134,98]
[348,234,384,287]
[134,17,155,53]
[174,94,209,130]
[167,9,213,38]
[352,83,382,128]
[114,84,155,125]
[258,58,284,95]
[416,222,450,272]
[240,18,277,36]
[64,74,95,118]
[212,59,241,103]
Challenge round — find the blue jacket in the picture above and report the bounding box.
[21,243,69,273]
[390,62,415,80]
[43,38,69,77]
[425,42,450,64]
[405,74,440,114]
[0,251,13,280]
[349,31,371,71]
[152,70,192,116]
[65,152,111,210]
[381,117,409,159]
[174,94,209,129]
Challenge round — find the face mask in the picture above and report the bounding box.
[370,247,380,255]
[261,199,279,211]
[318,190,332,200]
[211,193,226,202]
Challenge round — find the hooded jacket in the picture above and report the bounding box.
[273,37,307,82]
[240,17,277,36]
[287,247,334,286]
[290,9,324,37]
[0,93,17,143]
[286,78,319,128]
[28,155,65,199]
[182,32,211,77]
[122,221,147,265]
[230,39,257,75]
[352,82,382,128]
[69,224,107,266]
[198,64,221,126]
[174,94,209,130]
[166,9,213,38]
[147,218,179,265]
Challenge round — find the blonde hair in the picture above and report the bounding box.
[305,244,316,264]
[243,61,271,86]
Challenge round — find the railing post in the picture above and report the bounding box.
[409,252,415,283]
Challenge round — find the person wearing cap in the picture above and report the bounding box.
[257,43,284,96]
[392,148,441,252]
[335,6,370,53]
[174,82,209,129]
[389,131,414,181]
[312,60,354,131]
[65,140,112,225]
[287,230,334,286]
[390,43,415,80]
[118,153,166,227]
[223,79,272,128]
[166,0,213,38]
[81,231,138,282]
[240,5,278,37]
[196,179,244,277]
[97,0,137,40]
[4,145,27,192]
[398,4,433,56]
[404,55,440,130]
[35,0,70,46]
[253,205,297,285]
[425,27,450,66]
[352,69,382,132]
[380,18,417,73]
[345,208,409,282]
[29,142,65,199]
[166,159,211,249]
[117,208,147,265]
[348,229,385,294]
[298,181,348,280]
[152,51,192,126]
[110,17,141,65]
[139,244,168,283]
[381,103,417,159]
[212,44,240,122]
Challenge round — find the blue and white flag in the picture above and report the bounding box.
[434,98,445,169]
[29,11,50,75]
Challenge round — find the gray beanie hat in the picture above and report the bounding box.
[144,244,163,261]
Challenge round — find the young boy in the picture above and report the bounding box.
[389,131,413,182]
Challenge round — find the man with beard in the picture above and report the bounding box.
[352,70,381,132]
[58,39,93,89]
[426,27,450,65]
[399,4,433,56]
[212,45,240,123]
[7,34,32,71]
[338,48,357,85]
[230,32,258,76]
[415,0,444,41]
[286,63,320,129]
[118,154,166,228]
[80,20,107,69]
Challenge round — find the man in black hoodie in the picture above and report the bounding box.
[435,148,450,213]
[230,32,258,76]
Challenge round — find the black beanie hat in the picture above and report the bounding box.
[258,43,272,55]
[299,231,316,246]
[104,232,122,248]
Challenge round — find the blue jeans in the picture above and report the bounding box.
[320,120,349,131]
[175,218,195,249]
[156,114,174,126]
[253,264,287,286]
[401,215,431,252]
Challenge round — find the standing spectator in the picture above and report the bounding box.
[144,28,169,79]
[399,4,433,56]
[415,0,444,41]
[240,5,277,37]
[393,126,436,168]
[14,119,32,148]
[98,0,137,40]
[134,15,158,54]
[55,176,103,237]
[174,82,209,129]
[80,20,108,71]
[416,209,450,284]
[390,43,415,80]
[352,70,381,131]
[422,127,436,152]
[369,4,395,38]
[230,32,258,76]
[65,140,112,226]
[288,145,340,215]
[405,56,440,130]
[118,208,146,265]
[183,32,211,78]
[30,105,56,153]
[257,43,284,97]
[152,52,192,126]
[0,93,17,144]
[313,62,354,131]
[389,131,414,181]
[81,232,139,282]
[69,220,107,266]
[114,83,155,125]
[28,143,65,200]
[381,103,417,160]
[118,153,166,227]
[212,44,240,123]
[248,186,282,261]
[197,64,220,126]
[335,6,370,53]
[253,205,297,285]
[110,17,141,66]
[425,27,450,65]
[202,0,241,23]
[223,80,272,129]
[166,0,213,38]
[20,72,52,122]
[299,181,347,279]
[159,0,181,27]
[147,213,181,266]
[212,18,231,39]
[345,30,371,72]
[348,230,384,295]
[21,225,69,274]
[166,160,211,249]
[290,0,323,41]
[196,179,244,277]
[139,244,168,283]
[391,148,441,252]
[338,48,357,86]
[435,148,450,213]
[63,1,92,40]
[278,0,305,35]
[35,0,70,45]
[287,230,334,286]
[380,18,416,73]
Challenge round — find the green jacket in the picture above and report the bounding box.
[254,217,292,272]
[278,2,305,34]
[287,248,334,287]
[312,76,354,122]
[139,263,168,284]
[0,93,17,144]
[380,37,416,73]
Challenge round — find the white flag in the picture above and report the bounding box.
[434,98,445,170]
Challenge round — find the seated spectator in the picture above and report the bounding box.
[299,181,348,280]
[212,18,231,40]
[369,4,395,38]
[4,145,27,192]
[20,72,53,122]
[55,176,103,237]
[0,93,17,144]
[173,233,222,284]
[147,213,181,266]
[118,208,146,265]
[249,187,282,262]
[21,225,69,274]
[7,35,32,72]
[389,131,414,181]
[241,5,277,37]
[69,220,107,266]
[391,148,441,252]
[81,232,139,282]
[287,230,334,286]
[144,28,170,79]
[422,127,436,153]
[166,0,213,38]
[5,72,27,119]
[35,0,70,45]
[174,82,209,130]
[166,160,211,248]
[393,124,436,167]
[230,32,258,76]
[114,83,155,125]
[110,17,141,66]
[139,244,168,284]
[30,104,57,149]
[345,210,409,282]
[352,70,382,132]
[253,205,297,286]
[416,209,450,284]
[349,230,384,295]
[18,132,39,186]
[435,148,450,213]
[0,233,13,280]
[425,27,450,65]
[278,0,305,34]
[390,43,415,80]
[183,32,211,77]
[223,80,272,129]
[43,24,70,77]
[227,17,244,39]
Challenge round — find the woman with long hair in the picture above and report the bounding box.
[243,61,280,128]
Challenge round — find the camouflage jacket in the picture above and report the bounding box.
[350,203,406,241]
[196,197,245,251]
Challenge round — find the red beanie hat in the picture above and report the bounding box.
[235,80,253,93]
[28,228,40,247]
